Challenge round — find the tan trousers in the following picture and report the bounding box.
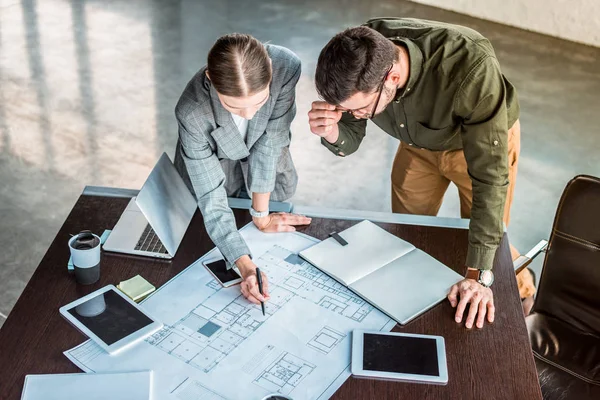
[391,120,535,298]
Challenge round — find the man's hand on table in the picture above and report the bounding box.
[252,212,312,233]
[447,273,495,329]
[236,255,270,305]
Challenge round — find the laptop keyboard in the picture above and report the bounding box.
[135,224,168,254]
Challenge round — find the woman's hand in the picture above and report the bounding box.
[252,212,312,233]
[236,255,270,305]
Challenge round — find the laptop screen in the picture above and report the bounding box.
[135,153,197,255]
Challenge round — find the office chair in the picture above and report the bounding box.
[522,175,600,399]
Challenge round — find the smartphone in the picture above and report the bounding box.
[203,259,243,287]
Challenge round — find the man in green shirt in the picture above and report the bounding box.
[308,18,535,328]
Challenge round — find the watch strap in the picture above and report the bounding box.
[465,268,480,281]
[250,206,269,218]
[466,268,494,287]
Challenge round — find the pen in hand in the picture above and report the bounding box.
[256,267,265,316]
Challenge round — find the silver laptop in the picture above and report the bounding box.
[103,153,197,259]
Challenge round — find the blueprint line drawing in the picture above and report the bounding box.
[67,342,103,372]
[146,245,376,373]
[307,326,346,355]
[253,351,316,395]
[65,226,396,400]
[172,378,227,400]
[242,344,277,375]
[259,246,376,323]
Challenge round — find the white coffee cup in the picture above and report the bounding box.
[68,231,101,285]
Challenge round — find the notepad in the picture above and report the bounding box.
[21,371,152,400]
[299,220,463,325]
[117,275,156,303]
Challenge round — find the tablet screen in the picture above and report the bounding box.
[363,333,439,376]
[66,289,153,345]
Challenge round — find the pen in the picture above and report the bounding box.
[256,267,265,316]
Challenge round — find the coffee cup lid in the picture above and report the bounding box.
[71,230,100,250]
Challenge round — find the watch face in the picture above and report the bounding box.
[480,270,494,287]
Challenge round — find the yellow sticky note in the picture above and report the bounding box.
[117,275,156,303]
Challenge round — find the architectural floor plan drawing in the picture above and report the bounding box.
[258,246,376,323]
[307,327,346,355]
[172,378,227,400]
[65,225,396,400]
[254,351,316,395]
[144,245,380,375]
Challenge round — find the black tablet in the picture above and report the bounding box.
[351,330,448,384]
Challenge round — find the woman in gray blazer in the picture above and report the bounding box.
[174,34,310,305]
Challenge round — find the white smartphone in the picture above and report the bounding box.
[203,259,243,287]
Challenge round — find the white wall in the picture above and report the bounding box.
[411,0,600,48]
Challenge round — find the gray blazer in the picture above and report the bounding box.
[174,44,300,265]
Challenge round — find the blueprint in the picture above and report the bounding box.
[65,225,396,400]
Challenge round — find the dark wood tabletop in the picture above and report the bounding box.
[0,194,542,399]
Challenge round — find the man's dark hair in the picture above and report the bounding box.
[207,33,272,97]
[315,26,397,105]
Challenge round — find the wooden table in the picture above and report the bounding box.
[0,194,542,399]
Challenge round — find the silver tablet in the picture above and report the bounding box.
[351,330,448,385]
[59,285,163,354]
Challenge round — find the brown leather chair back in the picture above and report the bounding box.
[532,175,600,335]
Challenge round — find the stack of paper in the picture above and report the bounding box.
[21,371,153,400]
[117,275,156,302]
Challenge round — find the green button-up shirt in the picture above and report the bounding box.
[321,17,520,270]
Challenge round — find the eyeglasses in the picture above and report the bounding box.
[342,65,393,120]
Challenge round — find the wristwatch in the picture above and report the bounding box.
[249,206,269,218]
[465,268,495,288]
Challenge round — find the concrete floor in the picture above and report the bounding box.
[1,0,599,330]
